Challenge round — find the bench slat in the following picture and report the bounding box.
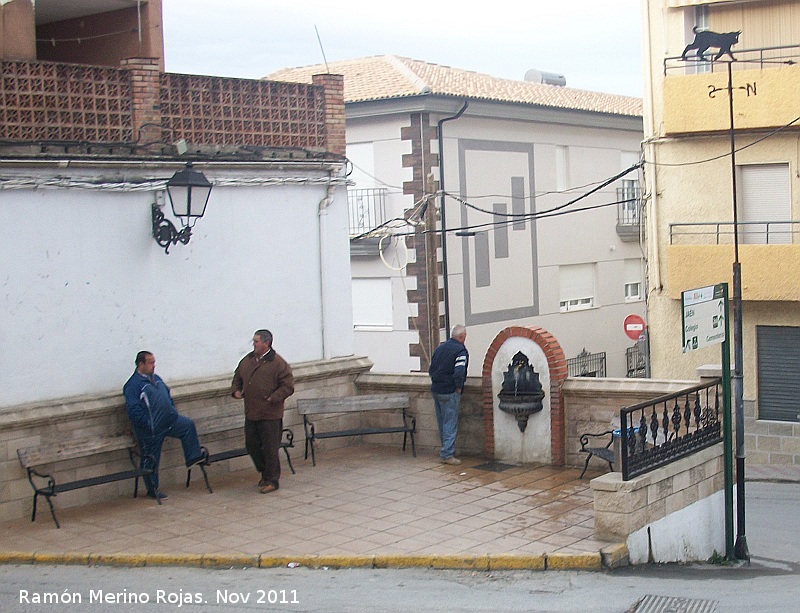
[18,435,137,469]
[52,469,150,493]
[206,447,248,464]
[297,393,409,415]
[313,426,411,440]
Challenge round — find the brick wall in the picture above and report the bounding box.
[402,112,440,372]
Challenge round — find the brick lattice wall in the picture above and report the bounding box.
[0,60,133,142]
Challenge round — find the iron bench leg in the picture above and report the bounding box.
[43,492,60,529]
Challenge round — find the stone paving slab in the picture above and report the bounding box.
[0,445,624,570]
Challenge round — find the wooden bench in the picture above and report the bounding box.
[17,435,159,528]
[189,413,295,493]
[297,394,415,466]
[578,430,615,479]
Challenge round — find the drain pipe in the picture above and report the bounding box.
[437,101,468,336]
[318,176,337,360]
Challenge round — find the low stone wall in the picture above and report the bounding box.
[0,356,372,522]
[354,372,484,456]
[590,444,725,563]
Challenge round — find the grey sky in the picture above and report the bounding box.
[162,0,644,98]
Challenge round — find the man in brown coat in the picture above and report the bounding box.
[231,329,295,493]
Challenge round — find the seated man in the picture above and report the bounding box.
[123,351,206,500]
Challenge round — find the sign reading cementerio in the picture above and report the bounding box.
[682,283,727,353]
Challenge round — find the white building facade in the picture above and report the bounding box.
[273,57,646,379]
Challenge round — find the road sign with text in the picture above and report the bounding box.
[682,284,727,353]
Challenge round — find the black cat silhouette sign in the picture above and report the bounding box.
[682,27,741,62]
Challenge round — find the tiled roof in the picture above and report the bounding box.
[268,55,642,117]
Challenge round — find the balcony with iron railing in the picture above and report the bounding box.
[667,221,800,301]
[0,59,342,158]
[348,188,388,256]
[661,44,800,135]
[615,185,642,242]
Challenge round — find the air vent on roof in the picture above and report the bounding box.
[524,69,566,87]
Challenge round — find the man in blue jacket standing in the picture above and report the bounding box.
[428,325,469,465]
[123,351,206,500]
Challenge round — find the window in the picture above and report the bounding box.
[738,164,791,245]
[619,179,640,225]
[624,259,643,302]
[625,283,641,302]
[559,264,595,312]
[351,278,392,328]
[688,5,711,74]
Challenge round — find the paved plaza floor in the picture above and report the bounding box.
[0,445,615,565]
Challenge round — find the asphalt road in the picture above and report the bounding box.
[1,482,797,613]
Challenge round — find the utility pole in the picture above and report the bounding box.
[725,60,749,561]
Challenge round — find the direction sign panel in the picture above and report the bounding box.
[682,283,727,353]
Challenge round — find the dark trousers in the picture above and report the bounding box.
[137,415,203,493]
[244,418,283,488]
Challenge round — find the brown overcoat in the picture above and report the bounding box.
[231,349,295,420]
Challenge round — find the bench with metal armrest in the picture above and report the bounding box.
[297,394,415,466]
[189,413,294,493]
[17,435,159,528]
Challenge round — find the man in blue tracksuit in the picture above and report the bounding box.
[123,351,206,500]
[428,325,469,465]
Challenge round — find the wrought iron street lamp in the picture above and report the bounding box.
[152,162,213,254]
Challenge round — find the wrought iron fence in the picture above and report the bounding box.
[620,378,722,480]
[348,188,387,236]
[567,349,606,378]
[625,344,646,378]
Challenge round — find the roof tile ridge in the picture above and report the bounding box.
[386,55,432,94]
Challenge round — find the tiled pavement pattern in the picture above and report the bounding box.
[0,446,613,561]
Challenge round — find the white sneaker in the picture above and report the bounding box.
[440,456,461,465]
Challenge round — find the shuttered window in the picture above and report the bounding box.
[738,164,791,244]
[560,264,595,312]
[757,326,800,423]
[352,278,392,328]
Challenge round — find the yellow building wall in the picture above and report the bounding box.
[664,66,800,134]
[667,245,800,301]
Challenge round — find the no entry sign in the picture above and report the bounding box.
[624,314,646,341]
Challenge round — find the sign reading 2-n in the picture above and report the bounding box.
[682,283,727,353]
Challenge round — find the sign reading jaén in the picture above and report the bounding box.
[682,283,727,353]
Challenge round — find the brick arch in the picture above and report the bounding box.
[481,326,568,465]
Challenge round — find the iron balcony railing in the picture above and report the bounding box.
[620,378,722,481]
[670,221,800,245]
[348,188,387,237]
[567,349,606,378]
[664,43,800,76]
[616,186,641,227]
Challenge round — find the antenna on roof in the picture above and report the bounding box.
[314,25,331,74]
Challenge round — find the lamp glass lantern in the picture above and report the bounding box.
[166,162,212,222]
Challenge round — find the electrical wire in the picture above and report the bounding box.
[37,28,139,45]
[642,116,800,167]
